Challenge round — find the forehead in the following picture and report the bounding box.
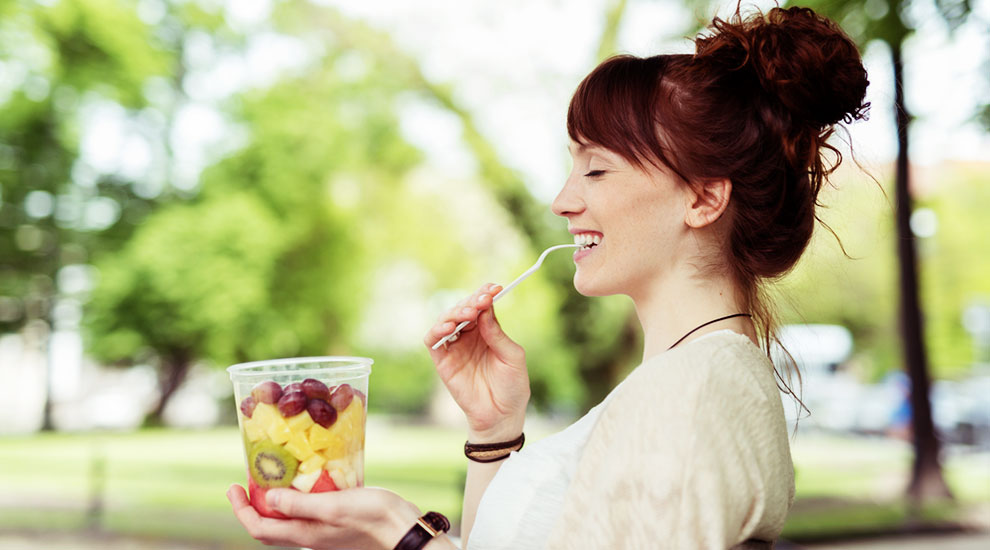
[568,140,620,159]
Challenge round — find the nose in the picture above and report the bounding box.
[551,174,584,218]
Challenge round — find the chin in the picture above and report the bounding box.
[572,272,618,297]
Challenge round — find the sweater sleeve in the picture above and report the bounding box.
[545,339,793,550]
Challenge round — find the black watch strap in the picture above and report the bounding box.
[394,511,450,550]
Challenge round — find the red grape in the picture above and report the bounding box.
[240,395,258,418]
[329,384,355,411]
[354,389,367,406]
[284,382,304,394]
[277,391,307,417]
[307,399,337,428]
[301,378,330,400]
[252,381,283,405]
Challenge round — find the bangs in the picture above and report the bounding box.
[567,55,672,171]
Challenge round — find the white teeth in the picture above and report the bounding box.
[573,233,602,248]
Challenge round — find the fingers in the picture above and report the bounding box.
[477,307,525,365]
[227,484,255,520]
[424,284,502,349]
[227,485,293,546]
[266,487,342,522]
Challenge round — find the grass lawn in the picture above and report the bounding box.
[0,418,467,548]
[0,422,986,546]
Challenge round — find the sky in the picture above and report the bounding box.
[82,0,990,207]
[316,0,990,201]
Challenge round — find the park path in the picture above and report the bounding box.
[802,531,990,549]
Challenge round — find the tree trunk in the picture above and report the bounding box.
[145,351,192,427]
[891,43,953,503]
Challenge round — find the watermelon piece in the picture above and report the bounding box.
[311,469,339,493]
[248,476,288,519]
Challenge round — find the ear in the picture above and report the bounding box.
[683,178,732,229]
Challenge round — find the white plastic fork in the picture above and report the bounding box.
[431,243,582,350]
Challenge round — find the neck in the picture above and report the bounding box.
[632,266,756,361]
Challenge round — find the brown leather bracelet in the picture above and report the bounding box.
[464,433,525,463]
[394,511,450,550]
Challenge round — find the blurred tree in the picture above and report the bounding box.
[84,43,423,424]
[0,0,171,429]
[283,2,641,413]
[793,0,977,503]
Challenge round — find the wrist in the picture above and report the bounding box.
[467,418,525,444]
[380,501,422,549]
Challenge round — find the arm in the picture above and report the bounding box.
[424,284,531,544]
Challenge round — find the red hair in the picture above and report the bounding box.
[567,6,869,375]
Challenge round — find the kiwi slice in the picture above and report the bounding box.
[248,441,298,488]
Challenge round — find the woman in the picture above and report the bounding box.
[228,5,869,549]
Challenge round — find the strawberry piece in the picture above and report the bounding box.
[311,469,339,493]
[248,476,289,519]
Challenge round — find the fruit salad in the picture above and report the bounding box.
[238,378,366,518]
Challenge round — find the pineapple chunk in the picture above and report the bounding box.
[253,403,277,425]
[308,423,333,451]
[243,415,266,442]
[320,401,366,459]
[319,434,349,461]
[298,453,326,474]
[287,410,314,434]
[284,432,316,461]
[266,414,292,445]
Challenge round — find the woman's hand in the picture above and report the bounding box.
[228,484,426,550]
[424,284,530,442]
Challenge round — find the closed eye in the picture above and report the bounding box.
[584,170,606,178]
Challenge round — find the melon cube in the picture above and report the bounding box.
[291,469,321,493]
[328,468,349,490]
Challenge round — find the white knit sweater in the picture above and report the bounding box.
[468,330,795,550]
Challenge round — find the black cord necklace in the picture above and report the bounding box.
[667,313,752,351]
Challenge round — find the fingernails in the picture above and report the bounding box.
[267,490,281,509]
[477,294,490,304]
[461,307,474,316]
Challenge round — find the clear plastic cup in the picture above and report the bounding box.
[228,356,372,518]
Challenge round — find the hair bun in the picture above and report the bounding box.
[696,6,870,128]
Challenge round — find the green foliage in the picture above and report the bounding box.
[777,164,990,380]
[0,0,172,338]
[364,352,437,415]
[917,164,990,374]
[85,193,286,365]
[84,40,424,370]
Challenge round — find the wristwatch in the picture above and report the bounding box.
[394,511,450,550]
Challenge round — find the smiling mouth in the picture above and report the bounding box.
[574,233,601,250]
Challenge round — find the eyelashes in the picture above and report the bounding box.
[584,170,606,178]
